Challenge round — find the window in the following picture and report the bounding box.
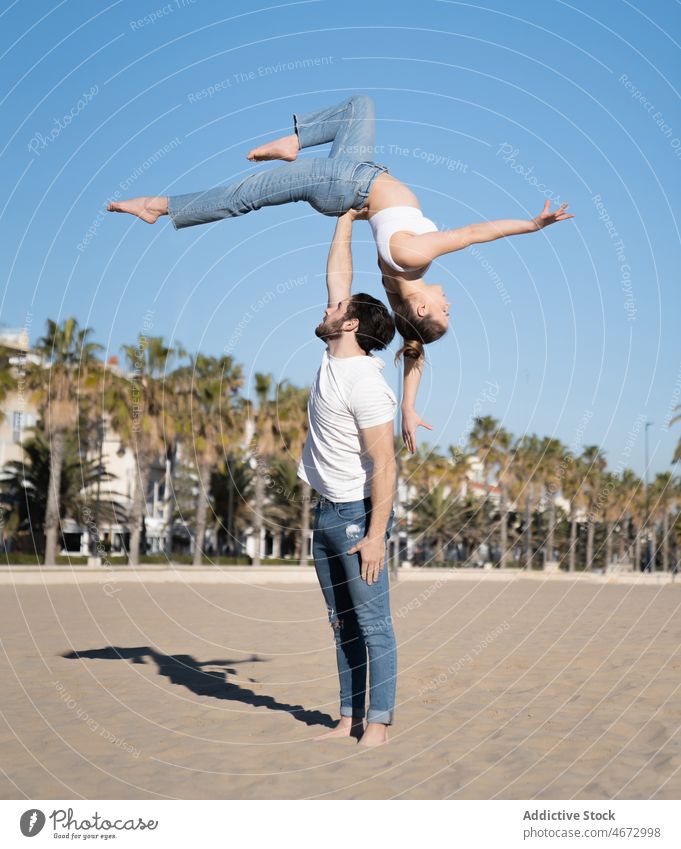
[12,411,23,443]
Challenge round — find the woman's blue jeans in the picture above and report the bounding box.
[167,96,388,228]
[312,495,397,725]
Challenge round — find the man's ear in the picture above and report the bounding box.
[343,317,360,333]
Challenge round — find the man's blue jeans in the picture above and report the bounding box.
[312,495,397,725]
[167,96,388,228]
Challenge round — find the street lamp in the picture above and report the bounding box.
[391,360,403,579]
[644,420,654,572]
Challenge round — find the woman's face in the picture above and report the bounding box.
[421,284,451,327]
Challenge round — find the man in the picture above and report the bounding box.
[298,209,398,747]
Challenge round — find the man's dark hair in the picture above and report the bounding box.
[345,292,396,353]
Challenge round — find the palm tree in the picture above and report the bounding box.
[486,427,513,567]
[0,427,122,552]
[614,468,642,568]
[105,336,176,566]
[671,405,681,464]
[581,445,607,570]
[469,416,501,540]
[212,450,254,555]
[560,451,587,571]
[26,318,102,563]
[173,353,244,565]
[406,483,459,563]
[250,373,275,566]
[598,470,621,570]
[508,434,542,570]
[536,437,565,568]
[402,443,468,564]
[265,454,305,556]
[273,381,311,564]
[402,442,450,491]
[649,472,677,572]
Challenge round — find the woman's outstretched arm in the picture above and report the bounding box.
[392,200,574,270]
[400,355,433,454]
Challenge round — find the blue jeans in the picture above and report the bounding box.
[312,494,397,725]
[167,96,388,228]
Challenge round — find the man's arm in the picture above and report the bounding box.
[325,210,357,307]
[391,200,574,269]
[347,419,397,585]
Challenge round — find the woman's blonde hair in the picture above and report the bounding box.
[392,300,447,362]
[395,338,424,362]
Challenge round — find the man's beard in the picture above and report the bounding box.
[314,316,344,341]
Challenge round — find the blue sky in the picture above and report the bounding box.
[1,0,680,476]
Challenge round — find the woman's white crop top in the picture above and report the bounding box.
[368,206,439,273]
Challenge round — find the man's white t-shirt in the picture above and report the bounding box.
[298,350,397,502]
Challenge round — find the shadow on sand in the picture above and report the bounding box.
[62,646,335,729]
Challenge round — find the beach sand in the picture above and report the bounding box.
[1,575,680,800]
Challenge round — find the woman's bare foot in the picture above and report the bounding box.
[107,196,168,224]
[358,722,389,747]
[312,716,364,741]
[246,133,299,162]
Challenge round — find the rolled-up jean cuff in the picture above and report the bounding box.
[367,709,393,725]
[292,111,306,146]
[166,196,189,230]
[340,706,365,718]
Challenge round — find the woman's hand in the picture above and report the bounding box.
[401,407,433,454]
[346,205,369,221]
[531,200,574,230]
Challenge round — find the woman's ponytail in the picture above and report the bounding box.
[394,339,424,362]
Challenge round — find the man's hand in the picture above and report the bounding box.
[347,534,386,585]
[531,200,574,231]
[401,406,433,454]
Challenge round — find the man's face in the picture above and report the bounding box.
[315,297,352,340]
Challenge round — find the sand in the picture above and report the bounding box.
[1,573,680,799]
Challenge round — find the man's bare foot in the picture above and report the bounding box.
[358,722,389,747]
[312,716,364,741]
[107,196,168,224]
[246,133,299,162]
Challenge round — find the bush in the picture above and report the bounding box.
[1,553,310,567]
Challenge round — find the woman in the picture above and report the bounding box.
[108,95,573,449]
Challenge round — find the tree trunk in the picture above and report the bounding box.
[499,484,508,568]
[299,480,311,566]
[650,524,658,571]
[605,520,613,570]
[252,460,265,566]
[547,494,556,564]
[663,510,670,571]
[272,532,282,559]
[618,522,626,562]
[163,454,174,555]
[192,458,211,566]
[569,502,577,572]
[129,459,149,567]
[634,529,641,572]
[44,428,66,565]
[586,509,595,571]
[524,491,532,570]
